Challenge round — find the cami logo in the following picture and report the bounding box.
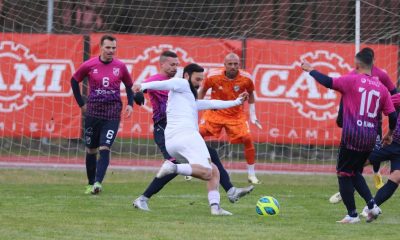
[252,50,352,121]
[0,41,75,112]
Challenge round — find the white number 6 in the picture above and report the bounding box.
[102,77,110,87]
[106,130,114,139]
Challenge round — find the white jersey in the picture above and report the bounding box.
[141,77,242,138]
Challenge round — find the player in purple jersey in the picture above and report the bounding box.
[301,50,397,223]
[133,51,253,211]
[71,35,134,194]
[330,47,398,204]
[361,93,400,222]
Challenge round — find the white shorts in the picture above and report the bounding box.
[166,131,211,169]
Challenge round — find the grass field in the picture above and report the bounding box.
[1,168,399,240]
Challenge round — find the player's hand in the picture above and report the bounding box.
[250,117,263,129]
[133,91,145,106]
[237,92,249,103]
[301,60,314,72]
[81,104,87,114]
[382,132,393,147]
[132,84,142,93]
[124,105,133,118]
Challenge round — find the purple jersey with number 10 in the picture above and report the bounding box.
[73,57,133,120]
[332,73,395,151]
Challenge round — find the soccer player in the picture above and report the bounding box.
[198,53,262,184]
[133,63,248,215]
[301,50,397,223]
[329,47,398,204]
[360,93,400,222]
[71,35,134,194]
[133,51,254,211]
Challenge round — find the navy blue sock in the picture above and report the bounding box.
[338,176,357,217]
[352,172,373,207]
[143,173,178,198]
[375,180,398,206]
[208,146,233,192]
[86,153,97,185]
[95,149,110,183]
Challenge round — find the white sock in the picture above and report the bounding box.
[208,190,220,206]
[247,164,255,176]
[176,164,192,176]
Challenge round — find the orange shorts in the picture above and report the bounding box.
[199,117,250,143]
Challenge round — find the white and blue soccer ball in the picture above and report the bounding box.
[256,196,280,216]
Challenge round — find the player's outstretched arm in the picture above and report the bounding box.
[196,92,248,110]
[136,78,186,92]
[301,60,333,89]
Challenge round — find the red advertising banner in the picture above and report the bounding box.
[246,39,398,144]
[0,34,83,138]
[90,34,242,139]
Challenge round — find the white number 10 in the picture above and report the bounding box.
[359,87,380,118]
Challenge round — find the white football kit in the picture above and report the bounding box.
[141,77,242,168]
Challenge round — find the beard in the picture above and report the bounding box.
[226,69,238,79]
[188,77,198,99]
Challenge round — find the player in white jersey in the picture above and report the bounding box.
[133,63,248,215]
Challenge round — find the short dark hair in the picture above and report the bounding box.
[161,50,178,58]
[360,47,374,59]
[356,50,373,68]
[100,35,116,45]
[183,63,204,77]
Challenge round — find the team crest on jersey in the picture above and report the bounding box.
[233,85,240,92]
[113,67,120,76]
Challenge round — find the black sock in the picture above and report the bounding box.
[143,173,178,198]
[372,161,381,173]
[86,153,97,185]
[338,176,357,217]
[95,149,110,183]
[208,146,233,192]
[375,180,399,206]
[352,172,373,207]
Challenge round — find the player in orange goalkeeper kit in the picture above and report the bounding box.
[198,53,262,184]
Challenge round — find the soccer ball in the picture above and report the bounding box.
[256,196,280,216]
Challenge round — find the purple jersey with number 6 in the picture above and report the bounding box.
[73,57,133,120]
[332,73,395,151]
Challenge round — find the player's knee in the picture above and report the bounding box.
[389,170,400,184]
[86,148,97,154]
[99,146,110,151]
[337,172,353,178]
[201,168,213,180]
[241,134,254,147]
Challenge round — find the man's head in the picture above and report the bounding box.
[224,53,240,79]
[160,51,179,78]
[100,35,117,62]
[355,50,373,73]
[183,63,204,99]
[360,47,375,59]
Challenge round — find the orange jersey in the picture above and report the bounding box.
[202,68,254,120]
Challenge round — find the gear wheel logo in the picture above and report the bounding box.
[253,50,352,121]
[0,41,75,112]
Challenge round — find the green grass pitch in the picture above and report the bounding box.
[1,169,399,240]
